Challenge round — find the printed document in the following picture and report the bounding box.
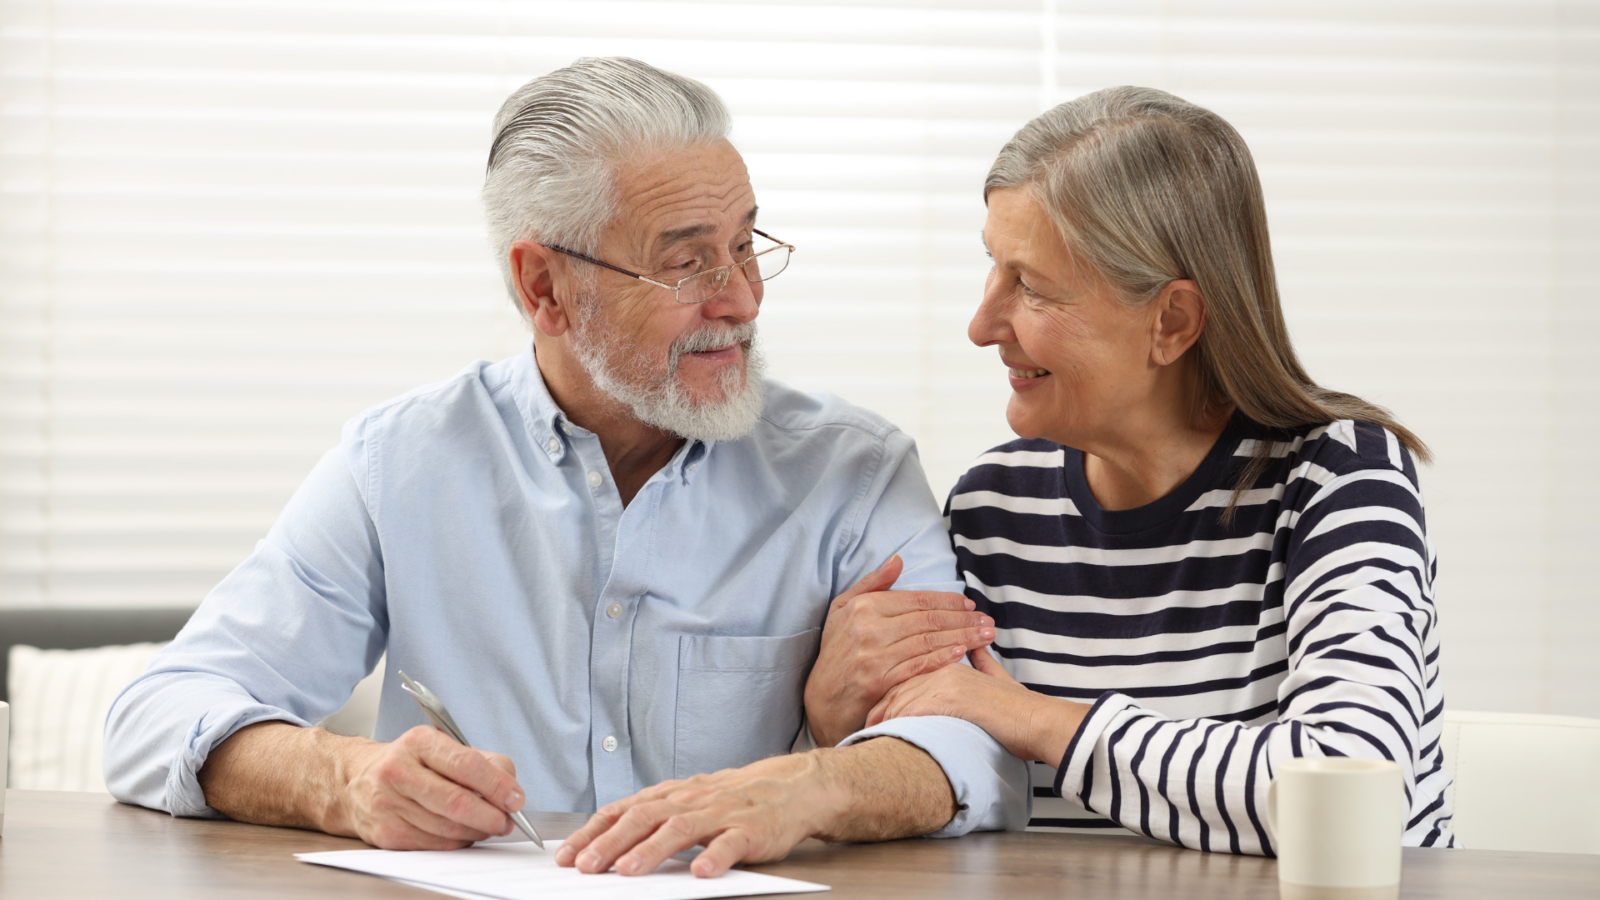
[297,839,829,900]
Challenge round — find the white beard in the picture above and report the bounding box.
[569,292,767,443]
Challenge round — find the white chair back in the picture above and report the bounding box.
[319,655,385,739]
[1440,710,1600,854]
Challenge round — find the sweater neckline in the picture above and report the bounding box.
[1060,413,1248,536]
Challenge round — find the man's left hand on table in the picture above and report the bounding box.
[553,737,958,878]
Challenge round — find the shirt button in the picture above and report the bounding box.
[561,422,573,436]
[587,471,602,487]
[688,463,697,471]
[547,438,559,453]
[602,735,618,753]
[606,602,623,619]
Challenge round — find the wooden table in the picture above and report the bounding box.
[2,790,1597,898]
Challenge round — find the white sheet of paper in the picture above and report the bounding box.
[296,839,829,900]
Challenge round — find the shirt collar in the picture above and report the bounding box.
[513,345,570,465]
[514,344,716,481]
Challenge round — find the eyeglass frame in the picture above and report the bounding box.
[539,228,794,304]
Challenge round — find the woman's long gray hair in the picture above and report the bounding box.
[987,86,1428,517]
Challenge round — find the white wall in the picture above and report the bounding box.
[1,1,1596,716]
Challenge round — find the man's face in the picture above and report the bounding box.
[567,140,766,441]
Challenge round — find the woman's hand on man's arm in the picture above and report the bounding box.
[803,555,996,748]
[866,646,1090,766]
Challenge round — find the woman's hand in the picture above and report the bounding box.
[804,556,996,748]
[865,646,1089,766]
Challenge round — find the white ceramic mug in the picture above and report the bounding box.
[1267,757,1403,900]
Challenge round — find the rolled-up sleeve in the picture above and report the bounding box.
[103,426,388,816]
[840,716,1031,835]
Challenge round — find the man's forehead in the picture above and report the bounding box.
[611,141,757,256]
[652,208,758,252]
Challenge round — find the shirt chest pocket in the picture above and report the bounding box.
[672,628,821,780]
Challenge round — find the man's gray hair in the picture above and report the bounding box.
[482,57,732,308]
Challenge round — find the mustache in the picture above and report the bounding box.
[669,322,758,367]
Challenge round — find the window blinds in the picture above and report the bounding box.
[2,1,1595,715]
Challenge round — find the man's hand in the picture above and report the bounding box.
[554,754,823,878]
[804,555,995,747]
[865,646,1089,767]
[198,721,527,851]
[329,726,525,849]
[555,737,956,878]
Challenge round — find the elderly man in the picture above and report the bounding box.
[104,58,1027,877]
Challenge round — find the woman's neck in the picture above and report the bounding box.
[1077,374,1234,511]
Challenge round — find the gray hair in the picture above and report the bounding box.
[482,57,732,309]
[988,86,1428,517]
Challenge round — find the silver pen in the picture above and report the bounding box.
[398,670,545,849]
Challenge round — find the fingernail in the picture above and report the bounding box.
[979,615,993,626]
[506,789,524,810]
[578,850,602,871]
[981,627,995,640]
[555,845,576,865]
[965,599,976,610]
[618,855,638,875]
[949,645,964,656]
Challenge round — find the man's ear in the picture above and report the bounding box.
[509,240,573,337]
[1150,278,1207,367]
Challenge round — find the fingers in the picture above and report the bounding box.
[970,644,1019,682]
[409,729,525,815]
[572,798,692,874]
[398,760,514,837]
[865,691,893,728]
[693,829,753,878]
[888,612,994,654]
[882,644,966,688]
[614,810,710,876]
[555,803,628,867]
[376,729,516,836]
[385,793,498,848]
[829,555,903,610]
[873,590,976,617]
[364,809,481,850]
[481,750,517,779]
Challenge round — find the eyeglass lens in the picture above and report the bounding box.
[672,242,791,304]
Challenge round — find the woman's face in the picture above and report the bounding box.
[969,187,1162,449]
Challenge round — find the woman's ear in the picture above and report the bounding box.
[1150,279,1207,367]
[508,240,572,337]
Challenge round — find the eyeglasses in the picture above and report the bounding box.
[541,229,794,305]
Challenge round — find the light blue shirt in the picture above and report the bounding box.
[104,348,1029,835]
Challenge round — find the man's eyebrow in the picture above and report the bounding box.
[652,207,759,255]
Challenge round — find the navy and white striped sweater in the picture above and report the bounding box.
[946,415,1456,854]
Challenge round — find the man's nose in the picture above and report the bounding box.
[702,264,760,323]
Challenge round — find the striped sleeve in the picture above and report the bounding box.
[1054,457,1444,855]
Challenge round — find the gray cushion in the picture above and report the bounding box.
[0,608,195,703]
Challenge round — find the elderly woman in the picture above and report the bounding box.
[864,87,1456,854]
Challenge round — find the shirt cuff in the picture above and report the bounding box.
[1054,691,1142,801]
[840,715,1031,837]
[167,703,312,818]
